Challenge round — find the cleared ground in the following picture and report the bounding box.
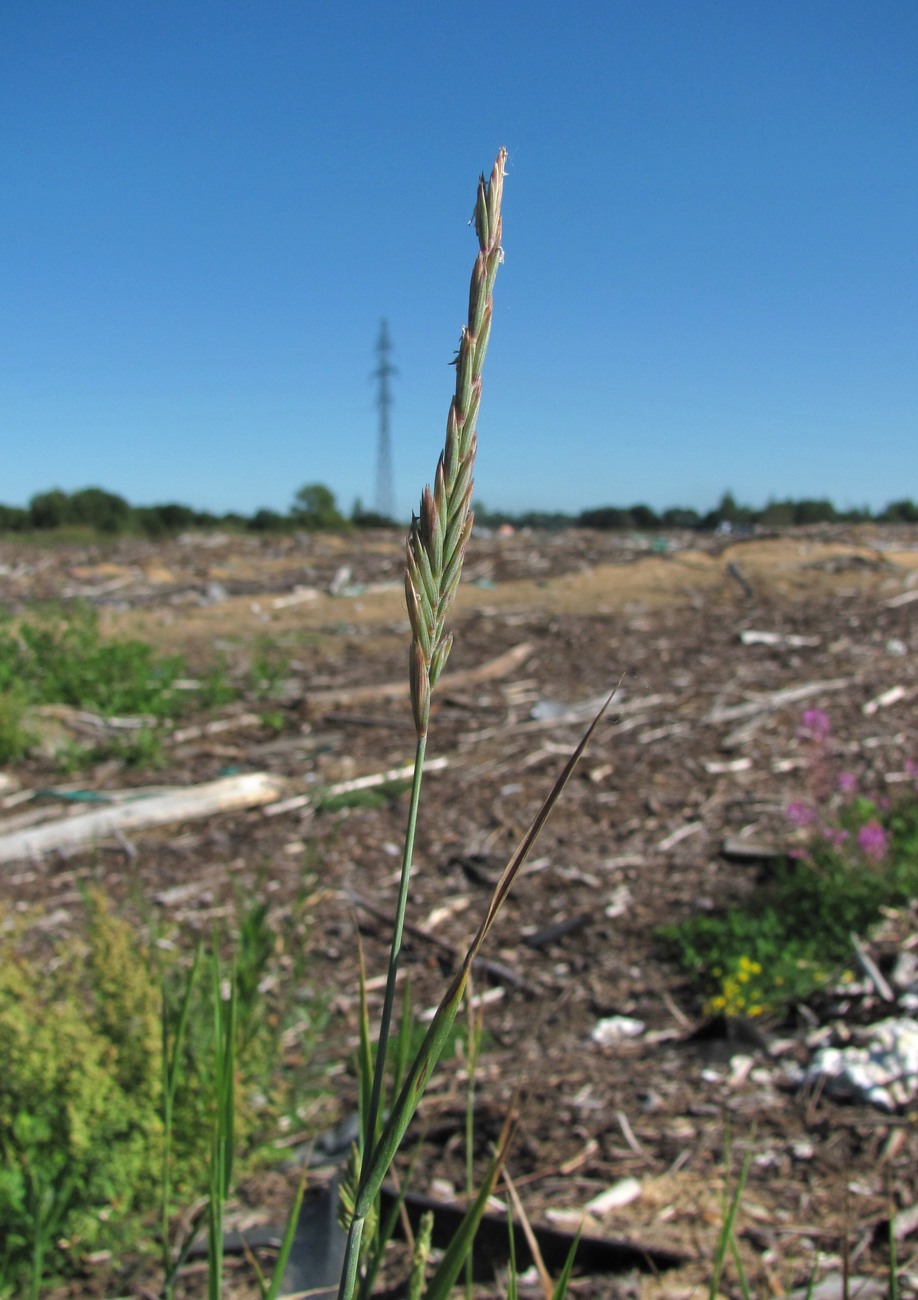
[1,524,917,1296]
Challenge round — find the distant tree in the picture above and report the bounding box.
[352,508,397,529]
[290,483,345,530]
[150,502,196,531]
[248,508,287,532]
[716,491,755,527]
[660,507,700,529]
[881,499,918,524]
[472,502,510,529]
[29,488,72,529]
[792,498,837,525]
[629,503,659,530]
[133,508,165,538]
[69,487,131,533]
[0,504,29,532]
[191,509,222,528]
[512,510,573,530]
[759,499,795,527]
[578,506,634,530]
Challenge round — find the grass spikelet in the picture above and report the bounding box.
[406,147,507,737]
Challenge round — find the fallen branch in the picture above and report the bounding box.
[263,756,449,818]
[304,641,534,711]
[169,712,263,744]
[706,678,851,725]
[885,588,918,609]
[0,772,287,864]
[862,684,910,715]
[850,932,895,1002]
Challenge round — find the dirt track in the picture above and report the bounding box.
[2,525,917,1296]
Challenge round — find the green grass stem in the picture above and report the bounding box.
[161,944,202,1299]
[336,147,507,1300]
[362,733,427,1162]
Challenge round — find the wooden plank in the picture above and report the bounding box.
[0,772,287,864]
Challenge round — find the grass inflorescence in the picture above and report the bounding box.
[337,145,509,1300]
[405,151,505,741]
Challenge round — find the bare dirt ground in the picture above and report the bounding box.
[1,524,917,1298]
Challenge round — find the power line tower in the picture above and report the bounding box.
[371,319,397,520]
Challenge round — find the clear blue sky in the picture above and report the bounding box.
[2,1,916,521]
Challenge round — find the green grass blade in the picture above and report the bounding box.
[888,1202,899,1300]
[729,1230,752,1300]
[357,1185,406,1300]
[359,1139,426,1300]
[424,1114,515,1300]
[164,943,202,1100]
[355,689,616,1220]
[161,943,202,1298]
[264,1173,307,1300]
[356,938,376,1159]
[363,734,427,1155]
[550,1225,582,1299]
[464,982,482,1300]
[709,1145,751,1299]
[392,975,414,1101]
[207,944,237,1300]
[506,1209,519,1300]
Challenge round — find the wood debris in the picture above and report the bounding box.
[304,641,534,711]
[0,772,286,863]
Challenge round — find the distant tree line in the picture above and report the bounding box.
[477,491,918,532]
[0,483,397,538]
[0,485,916,539]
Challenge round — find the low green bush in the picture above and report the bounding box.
[0,603,184,718]
[662,754,918,1018]
[0,887,325,1294]
[0,603,235,765]
[0,895,163,1293]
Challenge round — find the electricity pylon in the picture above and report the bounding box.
[371,319,397,520]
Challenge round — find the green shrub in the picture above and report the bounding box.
[0,885,329,1292]
[0,896,164,1291]
[0,604,242,769]
[11,604,184,717]
[0,686,31,764]
[662,795,918,1017]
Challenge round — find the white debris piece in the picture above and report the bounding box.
[604,884,633,918]
[805,1018,918,1111]
[591,1016,645,1046]
[739,629,820,648]
[585,1178,642,1214]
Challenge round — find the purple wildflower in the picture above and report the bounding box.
[799,708,831,742]
[836,771,858,797]
[821,826,849,848]
[786,801,817,829]
[856,820,889,863]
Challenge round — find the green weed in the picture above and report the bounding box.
[662,791,918,1017]
[0,887,327,1293]
[0,604,240,766]
[0,895,164,1295]
[0,686,31,765]
[0,604,184,718]
[315,779,412,814]
[249,637,292,699]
